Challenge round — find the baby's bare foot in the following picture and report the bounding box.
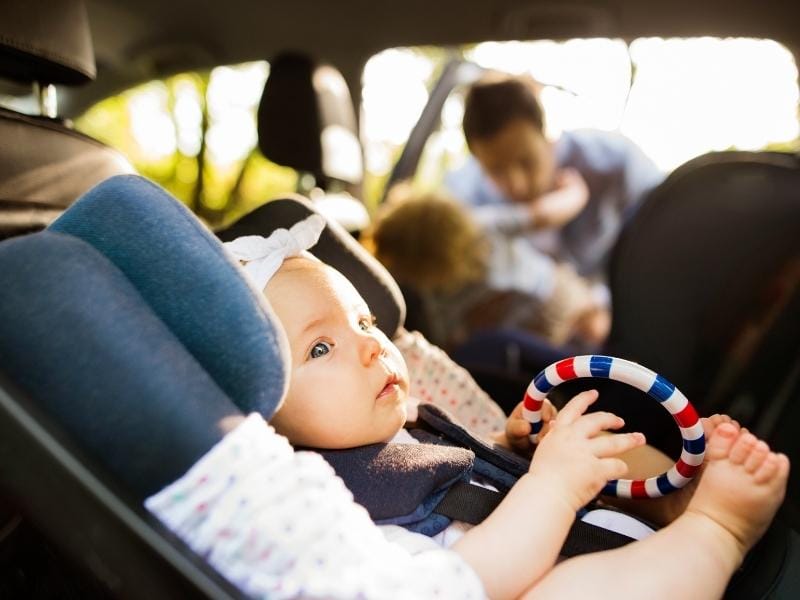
[686,423,789,558]
[655,414,740,524]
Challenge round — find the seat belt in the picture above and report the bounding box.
[435,481,637,556]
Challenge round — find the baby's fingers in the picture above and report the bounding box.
[591,432,646,458]
[598,457,630,482]
[573,410,626,437]
[556,390,598,425]
[507,418,533,451]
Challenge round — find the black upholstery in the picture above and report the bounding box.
[601,150,800,467]
[0,106,134,234]
[0,0,96,85]
[0,0,134,239]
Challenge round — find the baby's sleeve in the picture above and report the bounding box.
[395,329,506,435]
[145,413,485,599]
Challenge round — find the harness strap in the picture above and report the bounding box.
[434,482,503,524]
[434,482,636,556]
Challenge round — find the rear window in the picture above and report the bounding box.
[360,38,800,204]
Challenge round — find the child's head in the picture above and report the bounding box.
[463,73,556,204]
[370,189,489,293]
[265,255,410,449]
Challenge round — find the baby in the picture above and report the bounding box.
[227,216,789,600]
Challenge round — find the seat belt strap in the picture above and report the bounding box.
[435,481,636,556]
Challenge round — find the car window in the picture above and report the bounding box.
[361,37,799,203]
[74,61,299,228]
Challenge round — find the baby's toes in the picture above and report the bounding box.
[729,432,758,465]
[705,422,739,460]
[753,453,782,485]
[702,414,740,439]
[744,440,770,474]
[754,453,791,487]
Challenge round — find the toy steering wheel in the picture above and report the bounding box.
[523,355,705,498]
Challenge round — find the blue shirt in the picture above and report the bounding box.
[445,129,665,279]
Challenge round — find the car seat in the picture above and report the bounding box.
[0,0,135,240]
[602,152,800,429]
[0,235,250,597]
[0,174,292,596]
[602,150,800,529]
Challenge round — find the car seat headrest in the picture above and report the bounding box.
[257,52,363,187]
[0,231,242,498]
[50,175,289,418]
[217,194,406,337]
[0,0,96,85]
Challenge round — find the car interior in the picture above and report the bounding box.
[1,0,799,596]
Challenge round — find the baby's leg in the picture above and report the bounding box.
[521,424,789,600]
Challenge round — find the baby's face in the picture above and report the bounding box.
[471,118,555,204]
[266,257,409,449]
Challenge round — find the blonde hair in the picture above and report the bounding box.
[368,186,489,292]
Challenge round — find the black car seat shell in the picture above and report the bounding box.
[604,151,800,439]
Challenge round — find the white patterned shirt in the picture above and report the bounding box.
[146,414,486,599]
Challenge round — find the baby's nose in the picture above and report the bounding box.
[359,332,383,365]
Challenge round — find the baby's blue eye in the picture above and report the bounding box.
[309,341,331,359]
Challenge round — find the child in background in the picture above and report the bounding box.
[225,216,790,600]
[368,190,610,350]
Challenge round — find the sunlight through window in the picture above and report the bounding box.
[361,37,799,192]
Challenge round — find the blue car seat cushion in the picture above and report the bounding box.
[50,175,288,419]
[0,231,245,498]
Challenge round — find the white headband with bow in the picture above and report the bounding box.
[223,214,326,292]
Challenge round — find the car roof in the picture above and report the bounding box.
[60,0,799,117]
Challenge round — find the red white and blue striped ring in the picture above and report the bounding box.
[523,355,705,498]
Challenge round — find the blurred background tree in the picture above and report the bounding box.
[77,62,298,228]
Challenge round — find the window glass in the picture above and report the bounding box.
[361,38,799,204]
[76,61,299,227]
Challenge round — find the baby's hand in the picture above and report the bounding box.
[500,398,558,454]
[528,390,646,512]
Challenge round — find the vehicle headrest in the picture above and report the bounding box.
[49,175,289,418]
[0,0,96,85]
[0,231,242,498]
[257,52,363,186]
[217,194,406,338]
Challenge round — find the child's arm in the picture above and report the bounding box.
[527,167,589,229]
[452,390,645,600]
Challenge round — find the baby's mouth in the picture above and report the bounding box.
[377,373,401,400]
